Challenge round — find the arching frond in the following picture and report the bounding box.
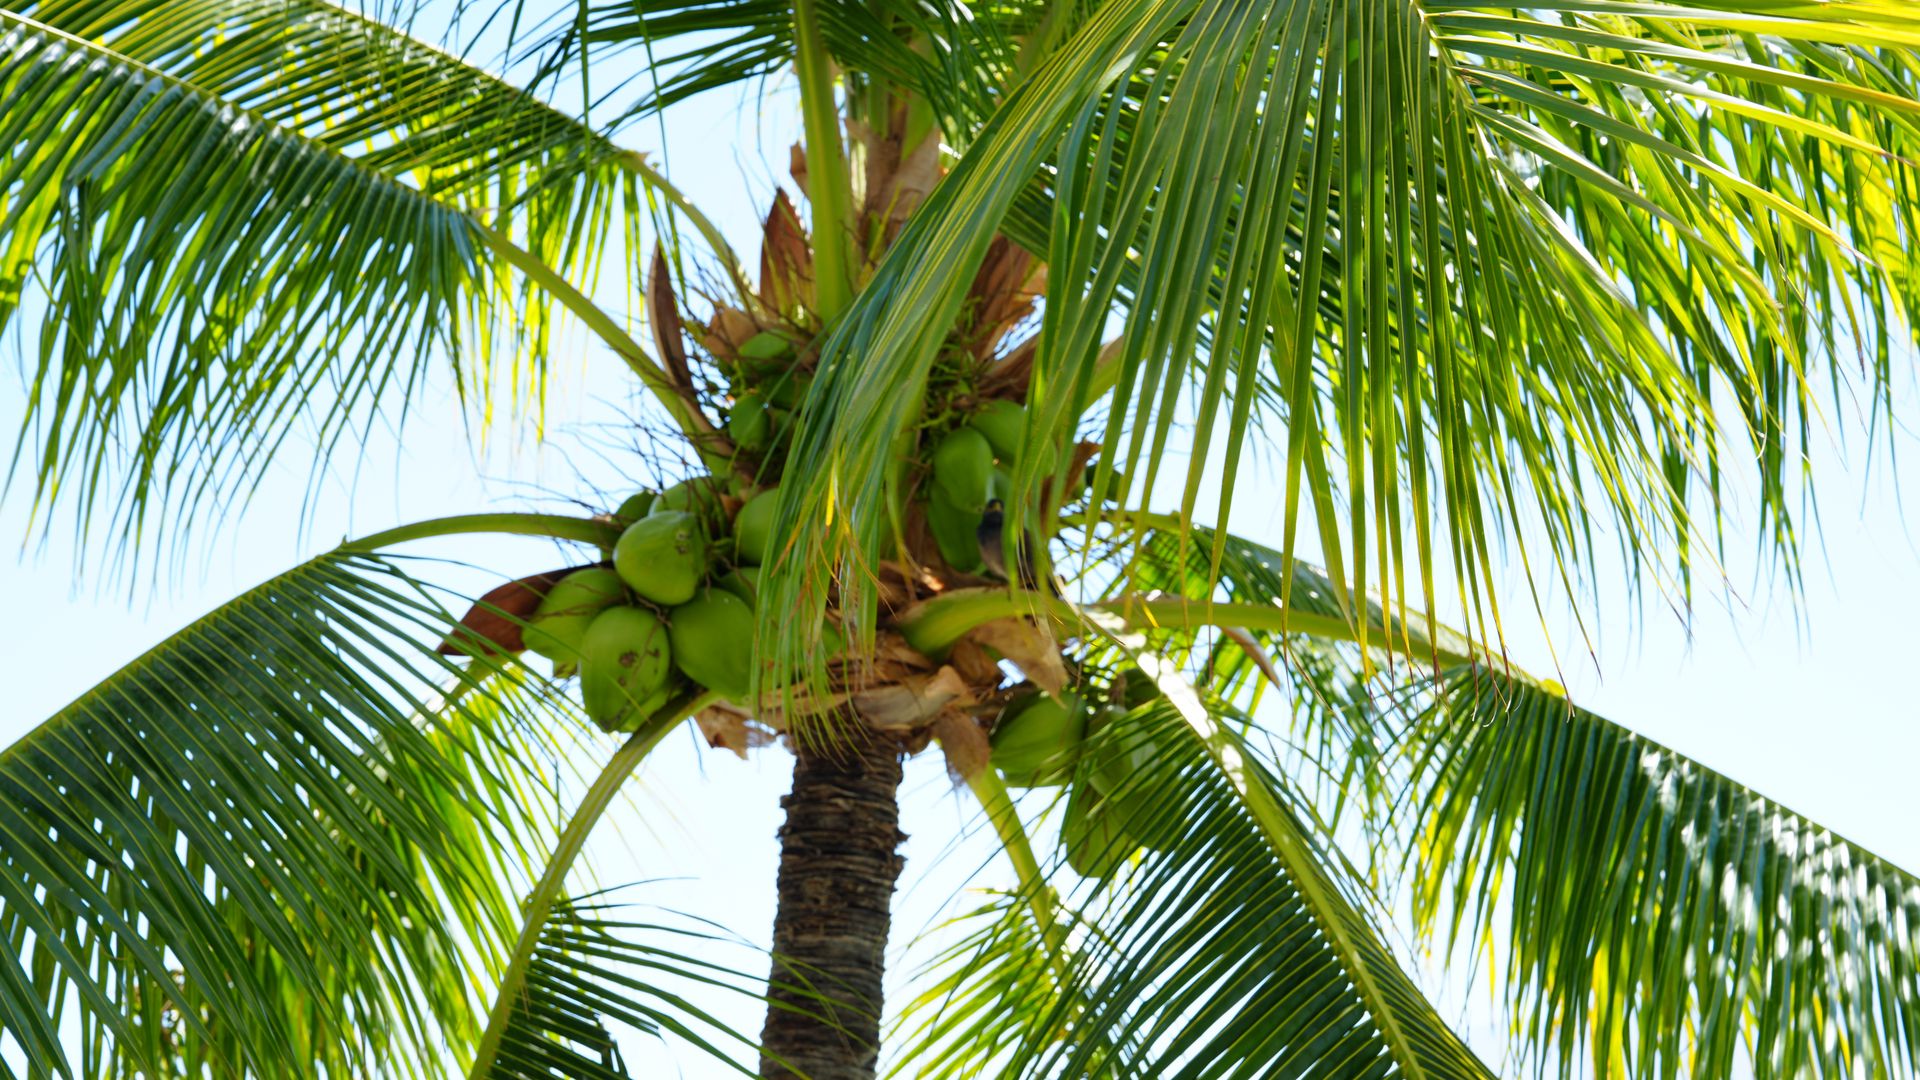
[532,0,1024,135]
[1405,667,1920,1080]
[763,0,1920,677]
[1107,516,1423,829]
[0,549,575,1076]
[10,0,625,222]
[1116,519,1920,1079]
[0,4,641,559]
[480,893,766,1079]
[899,692,1491,1079]
[467,685,739,1080]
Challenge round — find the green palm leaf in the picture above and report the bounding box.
[1110,511,1483,693]
[901,691,1491,1079]
[7,1,1918,1076]
[11,0,623,216]
[536,0,1022,134]
[1405,667,1920,1080]
[761,0,1920,676]
[0,548,571,1076]
[1107,515,1431,827]
[0,4,641,557]
[1117,518,1920,1078]
[482,892,766,1078]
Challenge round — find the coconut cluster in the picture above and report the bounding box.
[443,176,1150,872]
[924,400,1029,572]
[521,476,793,733]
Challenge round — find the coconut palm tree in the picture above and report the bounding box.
[4,0,1920,1076]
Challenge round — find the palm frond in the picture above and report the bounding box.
[1404,666,1920,1080]
[1120,520,1920,1079]
[892,890,1062,1079]
[0,549,572,1076]
[533,0,1024,136]
[482,892,766,1079]
[0,4,640,559]
[1112,513,1476,664]
[899,690,1491,1079]
[1112,513,1479,783]
[763,0,1920,676]
[1106,516,1416,839]
[11,0,626,220]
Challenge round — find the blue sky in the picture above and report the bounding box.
[3,14,1918,1074]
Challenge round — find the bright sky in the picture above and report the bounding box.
[3,14,1917,1076]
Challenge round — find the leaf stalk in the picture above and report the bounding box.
[791,0,855,321]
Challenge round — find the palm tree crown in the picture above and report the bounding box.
[3,0,1920,1077]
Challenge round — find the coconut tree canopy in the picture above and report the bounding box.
[2,0,1919,1077]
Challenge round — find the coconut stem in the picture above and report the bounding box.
[348,512,621,553]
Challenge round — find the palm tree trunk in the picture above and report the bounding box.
[759,730,907,1080]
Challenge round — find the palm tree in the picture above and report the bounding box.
[4,0,1920,1076]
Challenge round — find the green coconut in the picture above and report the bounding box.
[926,490,984,573]
[733,487,779,565]
[1087,707,1156,803]
[764,373,810,409]
[614,491,655,523]
[523,567,627,662]
[669,587,756,703]
[650,475,728,534]
[991,692,1086,787]
[716,566,761,608]
[579,606,674,733]
[931,427,994,513]
[729,392,771,450]
[988,468,1013,503]
[1118,667,1161,709]
[614,511,709,605]
[968,399,1027,462]
[1061,780,1140,879]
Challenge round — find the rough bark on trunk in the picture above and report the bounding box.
[759,731,907,1080]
